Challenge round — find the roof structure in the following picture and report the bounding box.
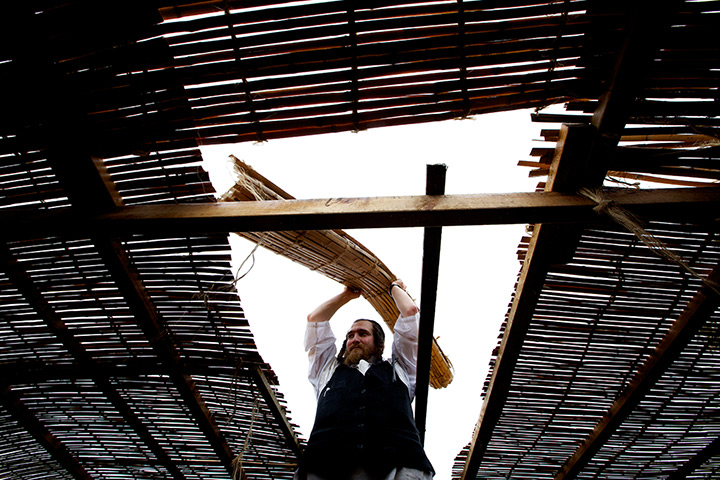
[2,1,720,479]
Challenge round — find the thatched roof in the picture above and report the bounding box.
[2,1,719,479]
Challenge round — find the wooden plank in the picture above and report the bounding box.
[460,122,623,479]
[95,237,238,475]
[554,263,720,480]
[414,164,447,444]
[4,186,719,240]
[459,221,562,479]
[23,31,242,472]
[461,1,686,473]
[250,366,304,458]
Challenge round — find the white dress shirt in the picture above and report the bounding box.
[304,313,420,400]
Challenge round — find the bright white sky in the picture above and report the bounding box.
[201,109,547,479]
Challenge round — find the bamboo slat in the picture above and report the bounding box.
[220,157,454,389]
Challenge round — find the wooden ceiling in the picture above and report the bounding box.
[2,1,720,479]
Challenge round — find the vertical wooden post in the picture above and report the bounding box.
[414,163,447,444]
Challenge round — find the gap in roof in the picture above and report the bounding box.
[200,110,551,479]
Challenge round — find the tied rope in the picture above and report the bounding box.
[579,187,720,296]
[232,395,261,480]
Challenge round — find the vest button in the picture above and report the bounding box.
[360,388,366,394]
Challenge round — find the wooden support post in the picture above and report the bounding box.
[414,164,447,444]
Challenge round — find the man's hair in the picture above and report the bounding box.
[337,319,385,362]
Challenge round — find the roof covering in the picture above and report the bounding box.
[2,1,720,479]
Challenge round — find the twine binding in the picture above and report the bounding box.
[580,187,720,296]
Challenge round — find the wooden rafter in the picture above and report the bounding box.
[460,1,683,475]
[460,125,627,480]
[554,264,720,479]
[41,111,239,475]
[4,186,720,240]
[94,237,239,476]
[0,384,92,480]
[47,143,298,479]
[459,219,567,479]
[250,366,304,458]
[0,241,187,480]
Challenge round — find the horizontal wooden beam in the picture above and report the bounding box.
[4,187,720,239]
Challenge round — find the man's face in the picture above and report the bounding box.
[343,320,382,365]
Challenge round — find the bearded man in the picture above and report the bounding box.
[295,280,435,480]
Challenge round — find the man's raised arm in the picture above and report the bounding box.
[389,279,418,318]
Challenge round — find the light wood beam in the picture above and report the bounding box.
[44,139,239,477]
[462,0,683,475]
[4,186,719,240]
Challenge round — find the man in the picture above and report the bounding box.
[296,280,434,480]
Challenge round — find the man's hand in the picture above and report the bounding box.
[307,285,362,322]
[389,279,419,318]
[345,286,362,299]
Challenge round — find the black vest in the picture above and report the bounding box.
[301,360,434,478]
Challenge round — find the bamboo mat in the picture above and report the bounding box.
[220,156,453,389]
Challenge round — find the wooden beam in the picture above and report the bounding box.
[666,435,720,480]
[95,237,238,475]
[43,142,239,475]
[250,366,304,458]
[554,264,720,479]
[462,1,685,474]
[459,220,562,479]
[460,123,628,479]
[590,1,682,139]
[0,384,93,480]
[414,163,447,444]
[0,241,189,480]
[4,187,719,240]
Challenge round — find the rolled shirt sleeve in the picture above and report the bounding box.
[392,312,420,399]
[305,313,421,399]
[305,321,338,399]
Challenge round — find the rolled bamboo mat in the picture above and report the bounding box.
[220,156,453,389]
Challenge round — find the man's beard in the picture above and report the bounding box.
[343,343,381,366]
